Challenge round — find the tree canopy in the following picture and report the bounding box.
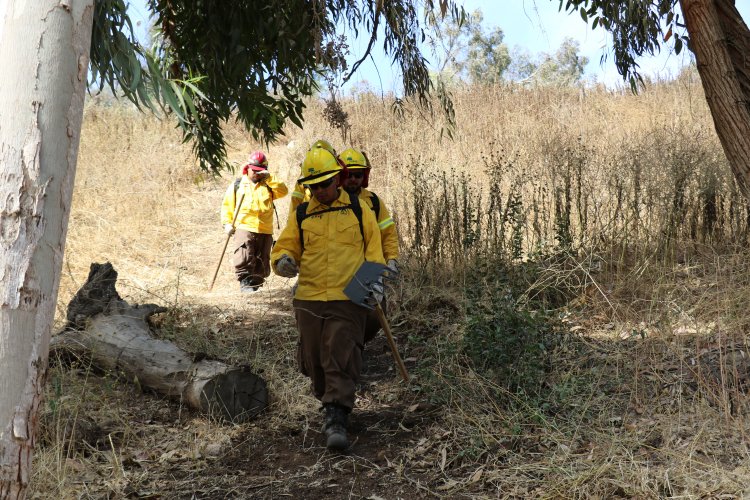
[90,0,463,173]
[426,8,590,87]
[506,38,588,86]
[555,0,689,90]
[426,9,510,85]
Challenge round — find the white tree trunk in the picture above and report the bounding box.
[0,1,93,496]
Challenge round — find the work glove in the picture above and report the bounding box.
[386,259,399,275]
[224,224,235,236]
[276,255,299,278]
[366,277,385,307]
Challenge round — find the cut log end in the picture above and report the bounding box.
[59,262,270,423]
[199,369,268,423]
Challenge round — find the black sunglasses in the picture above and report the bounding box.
[348,171,365,179]
[306,176,336,190]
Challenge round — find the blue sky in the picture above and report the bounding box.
[479,0,750,87]
[127,0,750,90]
[343,0,750,90]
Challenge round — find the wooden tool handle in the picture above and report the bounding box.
[375,303,409,382]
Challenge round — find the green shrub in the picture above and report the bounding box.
[463,261,560,397]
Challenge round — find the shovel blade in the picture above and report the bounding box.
[343,261,390,310]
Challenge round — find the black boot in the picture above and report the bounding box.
[239,277,259,293]
[322,404,349,451]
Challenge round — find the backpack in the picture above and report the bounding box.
[234,178,280,229]
[296,192,363,251]
[369,192,380,220]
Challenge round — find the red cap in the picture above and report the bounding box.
[242,151,269,175]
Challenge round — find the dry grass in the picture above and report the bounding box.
[29,72,750,498]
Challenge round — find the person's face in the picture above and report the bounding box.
[250,170,268,183]
[343,169,365,193]
[308,175,340,205]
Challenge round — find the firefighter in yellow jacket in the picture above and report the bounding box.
[339,147,400,342]
[271,147,384,450]
[221,151,288,293]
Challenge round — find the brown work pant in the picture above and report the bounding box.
[232,230,273,285]
[293,299,367,410]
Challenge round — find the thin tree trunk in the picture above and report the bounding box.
[680,0,750,198]
[0,1,93,496]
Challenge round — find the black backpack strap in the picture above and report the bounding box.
[348,192,364,242]
[233,178,241,205]
[264,183,281,229]
[296,202,309,251]
[369,192,380,220]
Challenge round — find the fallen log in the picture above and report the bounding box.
[52,262,267,422]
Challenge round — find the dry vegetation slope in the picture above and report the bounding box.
[31,75,750,498]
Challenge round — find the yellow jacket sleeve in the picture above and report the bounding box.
[266,176,288,200]
[289,182,309,213]
[361,189,399,261]
[271,207,303,273]
[375,199,399,261]
[361,202,385,265]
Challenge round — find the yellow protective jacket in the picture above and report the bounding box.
[221,175,288,234]
[271,189,385,301]
[359,188,399,262]
[289,181,310,213]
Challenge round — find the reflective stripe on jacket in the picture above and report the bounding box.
[360,188,399,261]
[271,189,384,301]
[221,175,288,234]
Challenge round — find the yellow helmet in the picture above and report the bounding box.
[338,148,369,170]
[309,139,336,156]
[299,148,342,184]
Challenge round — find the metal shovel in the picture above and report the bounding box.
[344,261,409,382]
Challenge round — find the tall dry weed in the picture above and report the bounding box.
[34,72,750,498]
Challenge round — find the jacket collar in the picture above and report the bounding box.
[308,188,350,210]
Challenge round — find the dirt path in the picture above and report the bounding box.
[174,335,438,499]
[37,182,455,499]
[40,260,446,499]
[126,312,436,499]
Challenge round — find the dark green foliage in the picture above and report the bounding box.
[556,0,687,89]
[90,0,148,106]
[463,261,561,397]
[90,0,464,173]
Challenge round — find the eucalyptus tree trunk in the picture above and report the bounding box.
[680,0,750,199]
[0,1,93,496]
